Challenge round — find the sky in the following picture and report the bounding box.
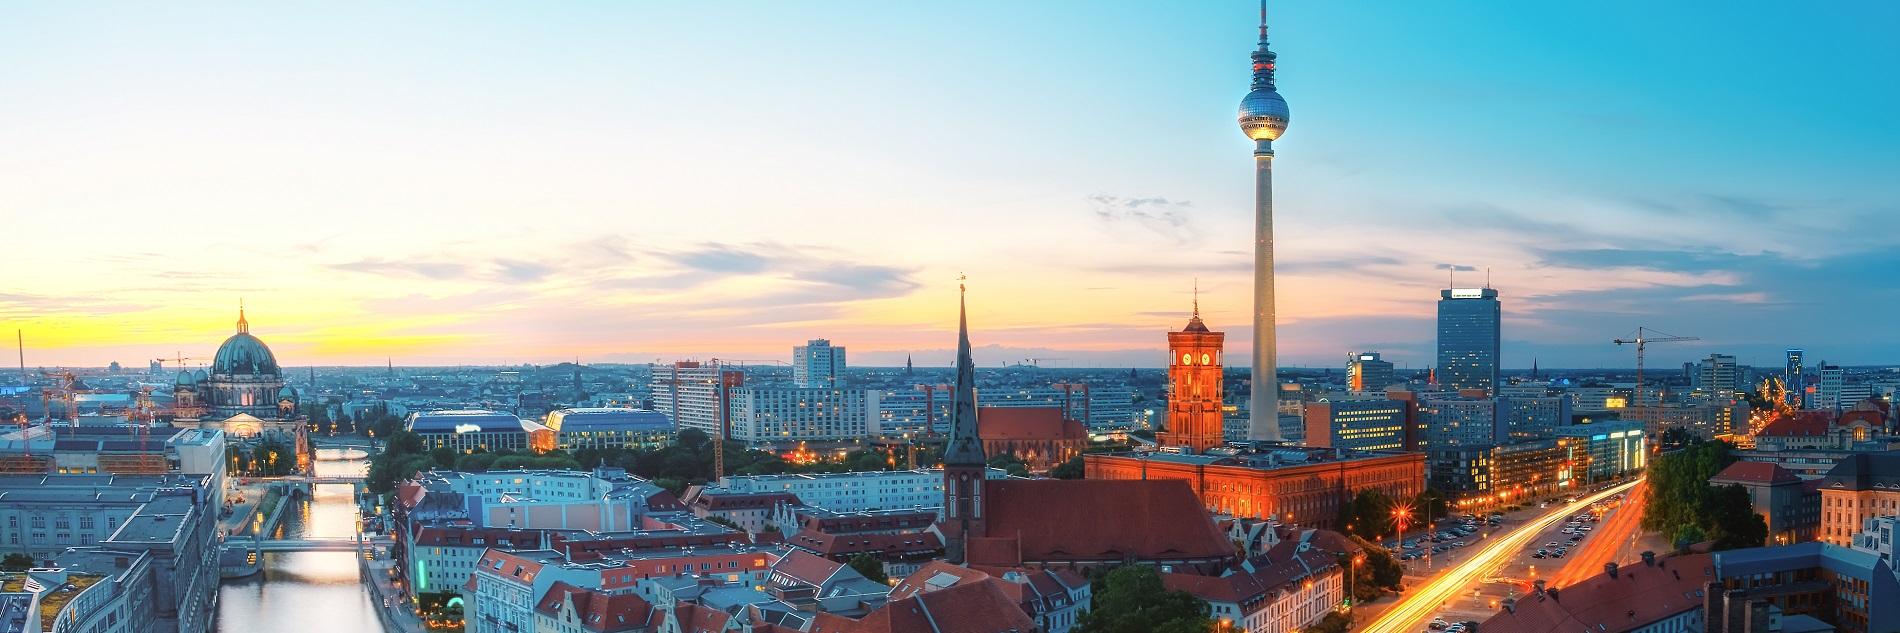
[3,1,1898,371]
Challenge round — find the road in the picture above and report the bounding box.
[1358,479,1644,633]
[1549,480,1648,586]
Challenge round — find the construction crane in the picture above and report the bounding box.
[1613,327,1700,410]
[153,353,204,369]
[1052,381,1092,423]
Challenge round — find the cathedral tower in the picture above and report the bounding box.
[939,280,987,563]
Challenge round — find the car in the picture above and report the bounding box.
[1430,619,1449,630]
[1532,552,1545,559]
[1569,535,1583,541]
[1453,541,1467,547]
[1551,551,1565,558]
[1545,542,1558,548]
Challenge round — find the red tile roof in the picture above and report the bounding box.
[789,528,942,558]
[809,576,1036,633]
[669,603,732,633]
[1757,411,1832,437]
[1711,461,1802,486]
[976,407,1087,442]
[1481,554,1714,633]
[534,581,657,632]
[970,479,1233,566]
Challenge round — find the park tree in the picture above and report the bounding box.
[1076,565,1211,633]
[847,554,889,584]
[1049,456,1085,479]
[1335,489,1397,541]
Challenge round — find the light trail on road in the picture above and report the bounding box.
[1550,480,1648,586]
[1359,479,1644,633]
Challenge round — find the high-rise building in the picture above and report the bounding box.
[1237,5,1290,441]
[1498,396,1573,440]
[727,386,879,442]
[1816,364,1845,411]
[1346,351,1395,392]
[1696,353,1740,397]
[1418,395,1503,449]
[792,339,846,389]
[1436,288,1501,396]
[1160,302,1228,453]
[649,361,744,439]
[1785,348,1806,408]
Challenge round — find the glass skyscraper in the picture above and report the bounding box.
[1437,287,1501,395]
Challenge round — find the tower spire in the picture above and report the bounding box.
[1193,278,1200,318]
[944,276,984,466]
[236,299,249,334]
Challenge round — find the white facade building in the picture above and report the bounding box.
[709,468,1009,513]
[728,387,879,442]
[792,339,846,389]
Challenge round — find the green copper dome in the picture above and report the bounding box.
[212,332,280,376]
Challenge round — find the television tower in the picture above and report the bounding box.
[1238,1,1290,441]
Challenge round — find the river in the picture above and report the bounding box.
[216,449,387,632]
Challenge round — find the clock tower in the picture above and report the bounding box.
[1159,295,1228,453]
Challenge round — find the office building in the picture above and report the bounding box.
[1552,421,1646,484]
[1697,354,1741,398]
[1786,348,1806,408]
[1712,542,1897,633]
[1419,395,1504,448]
[1347,352,1396,393]
[1817,364,1845,411]
[543,407,673,451]
[1816,451,1900,546]
[1499,396,1573,440]
[792,339,846,389]
[648,361,744,439]
[406,410,553,454]
[1436,287,1502,396]
[397,468,681,532]
[1303,399,1411,452]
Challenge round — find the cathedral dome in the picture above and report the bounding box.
[212,332,280,376]
[175,370,198,387]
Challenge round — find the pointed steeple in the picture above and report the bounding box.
[944,278,985,466]
[236,299,250,334]
[1183,280,1211,333]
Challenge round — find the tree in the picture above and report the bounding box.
[1077,565,1212,633]
[987,453,1030,478]
[429,446,458,469]
[1347,535,1403,594]
[1643,439,1742,549]
[1304,612,1351,633]
[1335,489,1397,541]
[0,553,34,571]
[847,554,889,584]
[1049,456,1086,479]
[1706,484,1768,550]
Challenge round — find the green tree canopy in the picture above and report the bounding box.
[847,553,889,584]
[1076,565,1211,633]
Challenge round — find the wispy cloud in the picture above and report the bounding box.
[1088,194,1197,244]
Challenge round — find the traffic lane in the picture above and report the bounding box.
[1359,480,1643,633]
[1551,482,1647,586]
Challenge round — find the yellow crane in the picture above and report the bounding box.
[1612,327,1700,410]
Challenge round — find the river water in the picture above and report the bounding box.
[216,449,386,632]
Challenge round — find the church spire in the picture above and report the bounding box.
[236,299,249,334]
[944,277,985,466]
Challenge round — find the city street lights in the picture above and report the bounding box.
[1347,553,1366,624]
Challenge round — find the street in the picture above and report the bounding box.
[1358,479,1645,633]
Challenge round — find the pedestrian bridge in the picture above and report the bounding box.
[224,536,392,553]
[273,475,367,485]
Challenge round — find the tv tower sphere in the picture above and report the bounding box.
[1238,89,1289,142]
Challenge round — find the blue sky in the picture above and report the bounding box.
[2,1,1896,369]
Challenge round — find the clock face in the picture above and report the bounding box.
[1182,353,1192,365]
[1201,353,1212,365]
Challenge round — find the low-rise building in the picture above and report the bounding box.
[408,410,555,454]
[1086,445,1425,529]
[1711,461,1820,544]
[1481,552,1713,633]
[1162,529,1346,633]
[39,474,223,633]
[1816,451,1900,546]
[1551,421,1646,485]
[890,561,1090,633]
[704,468,1008,515]
[544,408,673,451]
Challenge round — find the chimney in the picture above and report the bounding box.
[1604,562,1618,578]
[1547,587,1559,602]
[1502,597,1516,614]
[1703,582,1726,633]
[1744,600,1772,633]
[1642,550,1656,566]
[1532,579,1546,594]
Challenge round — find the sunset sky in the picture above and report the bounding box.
[4,1,1898,370]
